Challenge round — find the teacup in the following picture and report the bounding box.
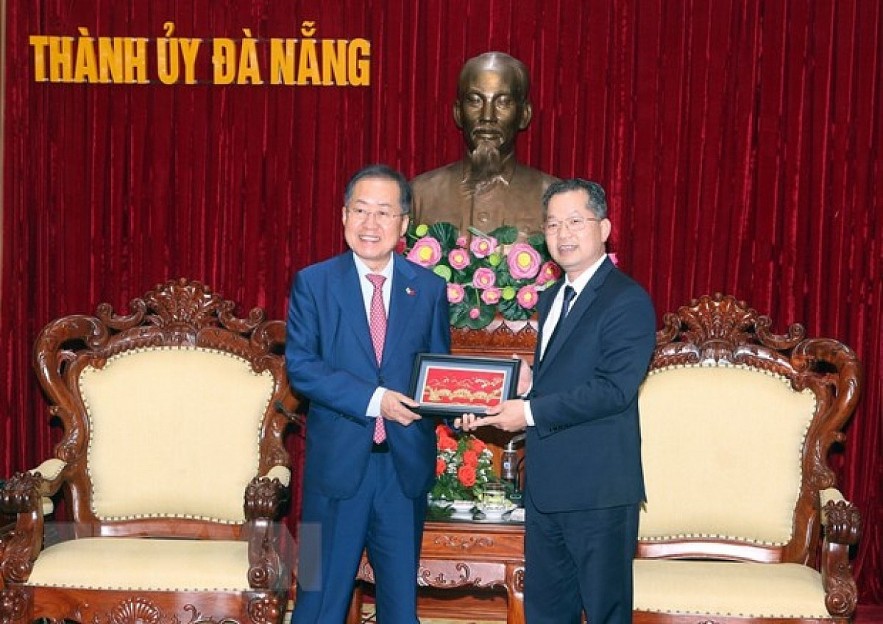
[478,483,510,519]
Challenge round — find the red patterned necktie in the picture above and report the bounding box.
[367,274,387,443]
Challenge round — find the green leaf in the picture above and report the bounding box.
[463,305,495,329]
[448,303,470,327]
[527,232,548,250]
[498,298,533,321]
[490,225,518,245]
[426,222,459,249]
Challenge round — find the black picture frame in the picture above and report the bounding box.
[409,353,521,418]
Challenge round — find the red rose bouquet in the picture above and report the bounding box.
[431,423,496,501]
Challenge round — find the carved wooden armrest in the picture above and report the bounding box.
[243,470,291,592]
[244,468,290,521]
[818,487,861,617]
[1,459,66,514]
[0,460,67,585]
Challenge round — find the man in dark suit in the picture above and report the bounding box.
[286,164,451,624]
[462,178,656,623]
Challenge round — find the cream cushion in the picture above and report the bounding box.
[78,347,275,523]
[27,537,250,591]
[638,364,816,544]
[634,559,829,618]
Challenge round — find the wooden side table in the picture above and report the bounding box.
[347,518,525,624]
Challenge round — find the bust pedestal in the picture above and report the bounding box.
[451,316,538,359]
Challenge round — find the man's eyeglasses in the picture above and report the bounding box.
[543,216,600,235]
[346,207,406,226]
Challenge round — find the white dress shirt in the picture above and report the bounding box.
[353,254,394,419]
[524,254,608,426]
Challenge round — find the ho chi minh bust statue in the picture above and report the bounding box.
[412,51,558,238]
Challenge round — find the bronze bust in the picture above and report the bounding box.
[412,52,557,238]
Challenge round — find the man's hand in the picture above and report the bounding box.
[458,399,527,433]
[379,390,422,426]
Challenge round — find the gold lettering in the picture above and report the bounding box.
[349,38,370,86]
[123,37,148,83]
[300,20,317,38]
[28,25,371,87]
[97,37,124,83]
[48,36,74,82]
[178,39,201,84]
[269,38,295,85]
[213,38,236,84]
[321,39,347,86]
[297,37,320,85]
[237,29,263,84]
[73,27,98,83]
[29,36,49,81]
[156,22,178,84]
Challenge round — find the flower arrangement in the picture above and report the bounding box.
[431,423,496,502]
[403,221,561,329]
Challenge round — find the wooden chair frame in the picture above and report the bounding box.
[633,294,863,623]
[0,279,300,624]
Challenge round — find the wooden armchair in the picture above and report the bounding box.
[633,294,862,623]
[0,279,299,624]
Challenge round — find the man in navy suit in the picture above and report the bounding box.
[287,164,451,623]
[462,178,656,623]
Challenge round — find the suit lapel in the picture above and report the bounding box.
[535,281,563,363]
[330,252,377,366]
[384,255,418,364]
[537,259,614,378]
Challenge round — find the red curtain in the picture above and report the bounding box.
[2,0,881,603]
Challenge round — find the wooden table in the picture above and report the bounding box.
[347,516,525,623]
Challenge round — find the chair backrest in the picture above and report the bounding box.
[33,278,295,535]
[636,294,861,564]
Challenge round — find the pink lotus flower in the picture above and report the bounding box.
[406,236,442,267]
[516,285,539,309]
[481,288,502,305]
[472,267,496,289]
[448,248,470,270]
[536,260,562,286]
[447,283,466,304]
[507,243,542,279]
[470,236,498,259]
[401,220,560,328]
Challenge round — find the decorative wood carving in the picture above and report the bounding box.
[654,293,806,369]
[510,566,525,593]
[417,561,507,589]
[244,477,288,521]
[432,534,496,551]
[636,293,862,623]
[351,521,525,622]
[246,595,284,624]
[451,318,538,356]
[0,279,298,624]
[15,596,284,624]
[0,587,29,623]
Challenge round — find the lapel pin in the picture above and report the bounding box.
[406,287,416,296]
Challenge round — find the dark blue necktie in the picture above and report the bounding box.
[543,285,576,359]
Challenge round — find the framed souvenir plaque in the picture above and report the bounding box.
[409,353,520,418]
